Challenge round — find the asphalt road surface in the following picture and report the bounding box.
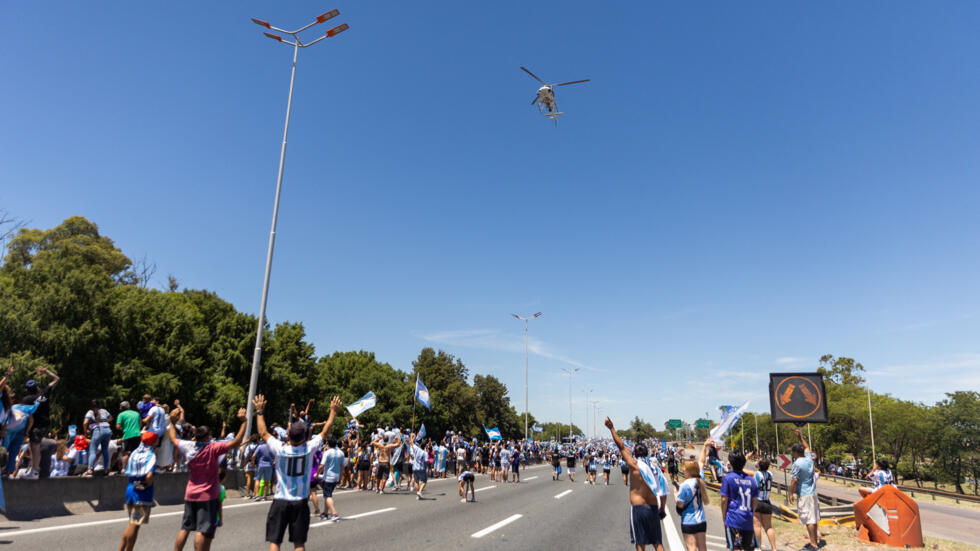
[694,443,980,547]
[0,464,733,551]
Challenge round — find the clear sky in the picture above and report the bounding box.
[2,1,979,433]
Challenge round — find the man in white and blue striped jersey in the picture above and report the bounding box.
[252,394,343,551]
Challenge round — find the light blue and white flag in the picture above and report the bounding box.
[416,423,426,442]
[485,426,502,441]
[346,391,377,418]
[415,377,431,411]
[637,457,668,497]
[533,425,544,433]
[709,400,749,442]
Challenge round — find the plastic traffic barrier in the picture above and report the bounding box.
[853,485,923,548]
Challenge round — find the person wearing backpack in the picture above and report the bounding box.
[675,460,709,551]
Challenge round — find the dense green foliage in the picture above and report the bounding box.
[726,355,980,495]
[0,217,529,441]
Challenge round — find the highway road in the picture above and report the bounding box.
[0,464,733,551]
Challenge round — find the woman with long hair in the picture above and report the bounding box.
[675,460,709,551]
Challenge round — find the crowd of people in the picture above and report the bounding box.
[1,373,899,551]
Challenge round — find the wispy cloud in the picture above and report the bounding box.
[417,328,604,372]
[775,356,809,367]
[871,353,980,402]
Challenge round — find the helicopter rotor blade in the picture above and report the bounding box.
[520,66,545,84]
[554,79,590,86]
[531,95,539,105]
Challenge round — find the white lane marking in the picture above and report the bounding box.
[0,499,276,538]
[0,465,558,538]
[554,489,573,499]
[661,502,685,551]
[310,506,396,527]
[471,513,523,538]
[475,485,497,492]
[706,534,725,541]
[525,476,538,481]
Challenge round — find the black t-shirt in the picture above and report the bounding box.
[566,455,576,468]
[707,446,719,461]
[21,386,52,427]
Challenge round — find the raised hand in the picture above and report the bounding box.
[330,396,343,413]
[236,408,247,421]
[604,417,614,430]
[253,394,267,413]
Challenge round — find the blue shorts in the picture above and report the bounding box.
[414,468,428,483]
[629,504,662,547]
[256,466,273,481]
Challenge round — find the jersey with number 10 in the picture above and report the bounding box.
[268,435,322,501]
[720,471,758,530]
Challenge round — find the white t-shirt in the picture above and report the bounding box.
[157,421,175,467]
[268,435,322,501]
[85,409,111,430]
[410,445,427,471]
[456,447,467,462]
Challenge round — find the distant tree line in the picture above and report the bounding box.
[0,216,537,441]
[725,355,980,495]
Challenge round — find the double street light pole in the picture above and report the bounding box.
[561,368,579,440]
[512,312,542,441]
[243,11,349,439]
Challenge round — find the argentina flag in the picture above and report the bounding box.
[416,423,426,442]
[485,426,502,441]
[415,376,431,411]
[346,391,377,418]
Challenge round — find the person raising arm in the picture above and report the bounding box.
[607,417,667,551]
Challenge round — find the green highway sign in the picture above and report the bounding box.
[696,419,710,429]
[668,419,682,429]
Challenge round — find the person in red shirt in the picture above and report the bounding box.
[168,406,247,551]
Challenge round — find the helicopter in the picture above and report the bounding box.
[521,66,590,126]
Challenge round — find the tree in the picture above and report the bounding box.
[629,416,657,441]
[818,354,866,386]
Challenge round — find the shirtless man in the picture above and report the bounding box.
[607,417,667,551]
[371,433,401,495]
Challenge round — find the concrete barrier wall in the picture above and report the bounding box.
[2,472,191,520]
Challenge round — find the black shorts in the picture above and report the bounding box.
[725,527,756,550]
[668,464,679,474]
[28,425,48,444]
[266,499,310,544]
[629,505,662,547]
[322,481,338,498]
[512,462,520,473]
[377,462,390,482]
[402,461,413,475]
[309,479,321,491]
[681,522,707,534]
[621,466,630,474]
[122,436,141,453]
[461,473,475,482]
[181,499,219,537]
[357,460,370,471]
[755,499,773,515]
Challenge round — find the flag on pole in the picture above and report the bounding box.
[346,391,377,418]
[415,376,431,411]
[485,426,502,441]
[416,423,426,442]
[533,425,544,433]
[709,400,750,442]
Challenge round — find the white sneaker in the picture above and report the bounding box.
[22,469,39,480]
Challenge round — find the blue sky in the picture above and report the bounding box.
[3,1,979,433]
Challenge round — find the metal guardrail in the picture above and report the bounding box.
[777,468,980,505]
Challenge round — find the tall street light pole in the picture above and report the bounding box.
[592,400,600,439]
[512,312,542,441]
[584,388,593,439]
[561,368,579,440]
[244,11,349,439]
[863,377,876,460]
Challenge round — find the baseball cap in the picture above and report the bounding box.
[25,379,38,390]
[288,422,307,442]
[141,431,158,446]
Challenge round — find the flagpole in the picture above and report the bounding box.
[411,376,417,434]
